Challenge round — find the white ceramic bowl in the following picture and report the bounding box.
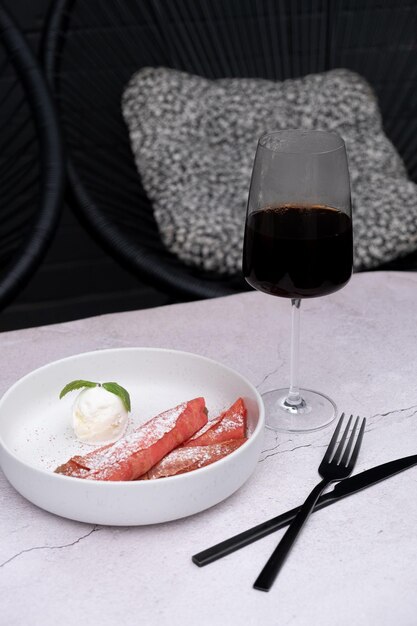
[0,348,264,525]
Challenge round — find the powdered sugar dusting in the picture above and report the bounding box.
[76,402,187,471]
[187,400,246,446]
[188,415,222,440]
[147,439,245,478]
[157,444,215,468]
[212,409,244,434]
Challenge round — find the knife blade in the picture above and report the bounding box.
[192,454,417,567]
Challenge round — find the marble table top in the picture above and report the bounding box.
[1,271,417,626]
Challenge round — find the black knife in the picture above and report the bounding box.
[192,454,417,567]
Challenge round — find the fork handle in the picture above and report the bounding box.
[254,478,330,591]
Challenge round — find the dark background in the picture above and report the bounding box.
[0,0,170,332]
[2,0,417,331]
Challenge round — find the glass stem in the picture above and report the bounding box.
[286,298,303,406]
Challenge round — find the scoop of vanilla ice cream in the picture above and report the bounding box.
[72,385,128,445]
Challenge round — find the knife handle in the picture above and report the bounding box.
[192,503,303,567]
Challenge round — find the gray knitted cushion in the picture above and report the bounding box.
[122,67,417,274]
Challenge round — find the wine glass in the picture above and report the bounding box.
[243,129,353,432]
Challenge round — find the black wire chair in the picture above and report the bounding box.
[0,5,64,312]
[42,0,417,302]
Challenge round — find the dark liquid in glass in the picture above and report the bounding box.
[243,204,353,298]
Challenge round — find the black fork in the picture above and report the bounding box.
[254,413,366,592]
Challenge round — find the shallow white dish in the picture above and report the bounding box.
[0,348,264,525]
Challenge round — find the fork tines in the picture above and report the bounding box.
[322,413,366,470]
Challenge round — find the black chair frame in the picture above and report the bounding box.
[0,4,65,310]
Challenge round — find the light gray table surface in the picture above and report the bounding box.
[1,271,417,626]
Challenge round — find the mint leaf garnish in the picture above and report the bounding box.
[59,380,98,399]
[102,382,131,412]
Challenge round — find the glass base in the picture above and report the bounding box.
[262,388,337,433]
